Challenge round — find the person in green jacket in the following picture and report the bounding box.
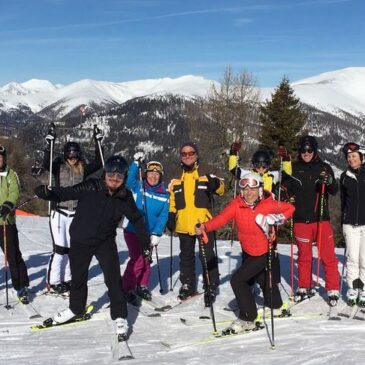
[0,145,30,304]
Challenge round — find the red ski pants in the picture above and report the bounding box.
[294,221,339,291]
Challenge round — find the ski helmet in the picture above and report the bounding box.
[0,145,7,157]
[297,135,318,155]
[104,155,129,179]
[251,150,272,169]
[63,141,81,160]
[342,142,363,162]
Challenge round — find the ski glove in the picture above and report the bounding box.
[277,146,290,161]
[0,201,13,218]
[255,213,286,235]
[134,152,145,163]
[318,171,333,186]
[230,141,242,155]
[166,212,176,232]
[206,174,220,192]
[150,235,161,247]
[93,127,104,142]
[34,185,59,202]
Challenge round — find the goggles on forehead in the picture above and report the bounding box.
[239,177,261,189]
[146,161,163,174]
[344,143,360,153]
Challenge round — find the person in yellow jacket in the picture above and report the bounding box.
[166,142,224,306]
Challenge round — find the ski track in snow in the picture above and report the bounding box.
[0,216,364,364]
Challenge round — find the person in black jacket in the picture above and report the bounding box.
[35,156,151,339]
[340,142,365,306]
[282,135,340,305]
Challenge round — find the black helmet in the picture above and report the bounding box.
[252,150,272,168]
[297,135,318,154]
[63,141,81,160]
[0,145,7,157]
[104,156,129,179]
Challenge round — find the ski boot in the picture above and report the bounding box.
[358,290,365,308]
[136,286,152,301]
[294,287,315,302]
[328,290,340,307]
[126,291,140,307]
[50,283,68,295]
[222,319,256,335]
[52,308,76,325]
[346,288,358,307]
[17,287,29,305]
[204,286,218,307]
[113,318,129,341]
[178,284,195,301]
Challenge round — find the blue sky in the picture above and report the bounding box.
[0,0,364,87]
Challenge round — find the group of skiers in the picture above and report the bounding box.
[1,129,365,338]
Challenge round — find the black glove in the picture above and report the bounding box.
[93,126,104,142]
[0,202,13,218]
[319,171,333,186]
[34,185,58,201]
[229,141,242,155]
[206,174,220,192]
[166,212,176,232]
[277,146,290,161]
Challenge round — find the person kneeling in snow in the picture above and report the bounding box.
[34,156,150,340]
[195,172,294,334]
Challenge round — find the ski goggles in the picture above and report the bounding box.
[106,171,125,180]
[343,142,360,154]
[180,150,196,157]
[253,161,269,169]
[239,177,261,189]
[300,146,314,154]
[65,149,80,159]
[145,161,163,174]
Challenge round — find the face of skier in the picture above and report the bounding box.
[146,171,160,186]
[347,151,362,169]
[300,148,314,163]
[240,185,260,205]
[180,147,198,168]
[105,172,124,193]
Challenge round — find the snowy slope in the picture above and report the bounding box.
[261,67,365,116]
[0,216,364,365]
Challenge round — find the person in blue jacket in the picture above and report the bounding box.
[123,152,169,303]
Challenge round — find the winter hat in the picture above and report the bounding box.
[297,135,318,154]
[180,142,199,156]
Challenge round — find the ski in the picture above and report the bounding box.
[31,305,93,331]
[111,335,134,361]
[154,292,204,312]
[128,302,161,318]
[19,300,42,320]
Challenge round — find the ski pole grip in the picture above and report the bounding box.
[195,223,209,244]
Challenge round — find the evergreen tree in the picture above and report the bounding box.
[258,77,306,166]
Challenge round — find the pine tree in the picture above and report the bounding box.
[258,77,306,167]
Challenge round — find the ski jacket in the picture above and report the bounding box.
[340,165,365,226]
[228,155,292,193]
[282,156,337,223]
[0,166,20,225]
[169,167,224,235]
[46,179,150,251]
[125,161,169,235]
[204,192,294,256]
[43,145,102,211]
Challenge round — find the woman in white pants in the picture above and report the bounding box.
[340,142,365,306]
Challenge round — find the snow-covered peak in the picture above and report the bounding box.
[21,79,58,93]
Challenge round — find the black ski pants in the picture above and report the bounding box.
[69,238,127,320]
[0,224,29,291]
[231,252,282,322]
[178,232,219,291]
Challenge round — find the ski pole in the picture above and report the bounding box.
[47,123,55,216]
[289,217,295,300]
[154,246,164,294]
[12,195,39,213]
[196,224,218,335]
[339,247,347,295]
[315,182,326,289]
[169,231,173,291]
[93,125,105,167]
[267,227,275,350]
[209,193,218,259]
[2,222,11,309]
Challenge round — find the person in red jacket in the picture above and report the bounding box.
[196,172,294,334]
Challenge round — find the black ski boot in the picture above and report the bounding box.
[136,286,152,301]
[178,284,195,301]
[17,287,29,305]
[126,292,140,307]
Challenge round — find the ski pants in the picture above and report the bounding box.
[294,221,339,291]
[230,252,282,322]
[122,230,151,292]
[0,224,29,291]
[178,232,219,291]
[69,238,127,320]
[48,209,73,286]
[343,224,365,289]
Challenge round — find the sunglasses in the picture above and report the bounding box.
[181,150,196,157]
[253,162,269,169]
[106,172,124,180]
[300,148,313,154]
[239,177,261,189]
[146,161,163,174]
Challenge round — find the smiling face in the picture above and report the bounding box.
[240,186,260,205]
[300,149,314,163]
[347,151,362,169]
[105,172,124,193]
[146,171,160,186]
[180,147,198,168]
